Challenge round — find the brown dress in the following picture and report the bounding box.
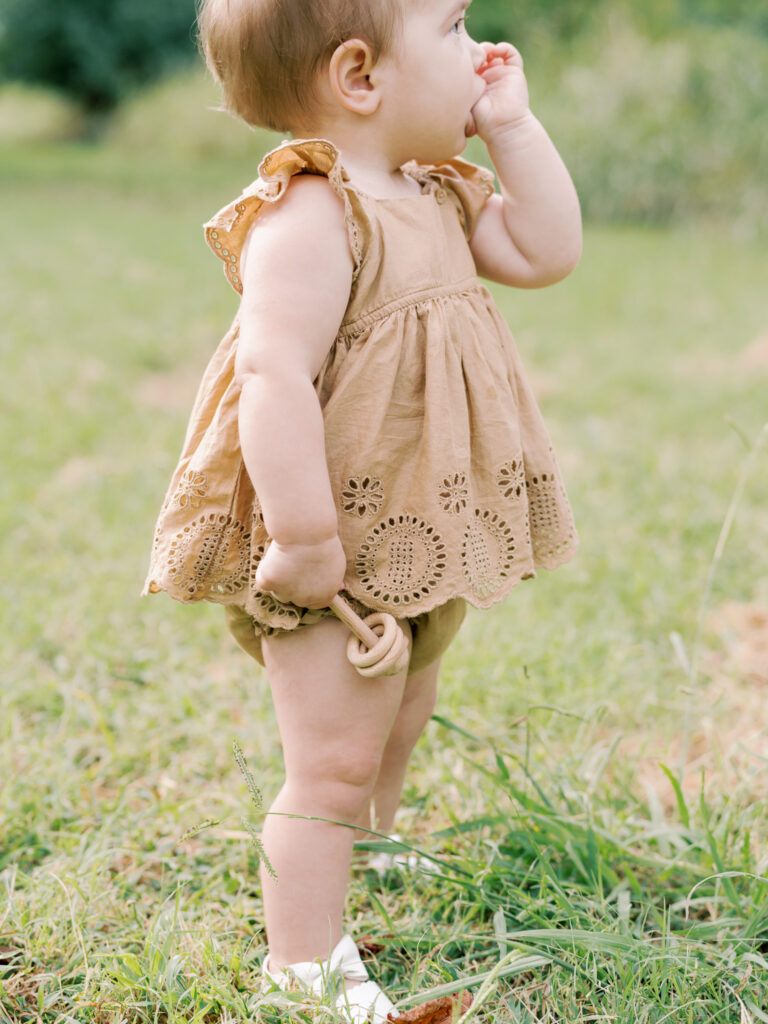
[143,138,577,636]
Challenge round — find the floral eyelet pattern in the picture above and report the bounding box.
[438,472,469,515]
[525,470,576,562]
[174,469,209,509]
[462,508,517,600]
[253,591,301,627]
[496,458,526,501]
[166,513,250,598]
[341,475,385,518]
[356,513,446,606]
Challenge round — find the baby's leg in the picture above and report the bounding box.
[369,657,441,834]
[260,617,409,968]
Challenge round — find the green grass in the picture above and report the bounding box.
[2,141,768,1022]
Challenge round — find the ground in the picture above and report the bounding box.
[1,143,767,1022]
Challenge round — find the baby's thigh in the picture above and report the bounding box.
[262,617,409,786]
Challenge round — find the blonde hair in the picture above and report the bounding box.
[199,0,402,133]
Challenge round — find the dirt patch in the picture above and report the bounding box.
[705,600,768,686]
[49,455,111,490]
[673,332,768,380]
[602,603,768,817]
[739,334,768,372]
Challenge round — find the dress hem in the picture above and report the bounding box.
[141,538,578,630]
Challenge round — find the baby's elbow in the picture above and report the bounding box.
[234,350,280,392]
[234,355,311,395]
[527,237,582,288]
[234,366,258,394]
[235,363,283,395]
[234,336,285,389]
[550,239,582,282]
[234,349,262,391]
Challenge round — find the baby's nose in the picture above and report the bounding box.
[470,39,486,72]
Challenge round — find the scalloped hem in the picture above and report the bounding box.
[142,538,577,631]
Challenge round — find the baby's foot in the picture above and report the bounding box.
[261,933,470,1023]
[261,934,396,1023]
[336,978,397,1023]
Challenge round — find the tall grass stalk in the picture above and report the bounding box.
[674,421,768,779]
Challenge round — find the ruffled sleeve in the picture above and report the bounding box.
[203,138,363,294]
[413,156,496,240]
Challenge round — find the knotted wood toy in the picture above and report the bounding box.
[330,595,411,677]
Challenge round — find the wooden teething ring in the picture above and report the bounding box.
[330,595,411,678]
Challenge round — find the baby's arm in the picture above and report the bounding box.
[235,175,354,608]
[469,43,582,289]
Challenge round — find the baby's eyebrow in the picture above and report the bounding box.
[446,0,471,18]
[445,1,469,23]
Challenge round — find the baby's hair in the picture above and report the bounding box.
[198,0,404,133]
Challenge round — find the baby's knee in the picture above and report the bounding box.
[297,751,382,820]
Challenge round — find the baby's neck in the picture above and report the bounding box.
[338,151,423,199]
[292,119,421,199]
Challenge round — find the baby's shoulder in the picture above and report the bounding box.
[239,173,353,288]
[205,139,363,296]
[263,170,343,213]
[205,171,353,296]
[245,172,348,244]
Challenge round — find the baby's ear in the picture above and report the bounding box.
[328,39,381,116]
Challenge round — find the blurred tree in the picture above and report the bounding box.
[616,0,768,37]
[0,0,197,113]
[0,0,764,117]
[468,0,600,46]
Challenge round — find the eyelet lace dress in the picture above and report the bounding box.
[143,138,578,634]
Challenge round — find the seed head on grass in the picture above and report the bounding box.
[178,816,222,843]
[176,742,276,882]
[233,739,277,882]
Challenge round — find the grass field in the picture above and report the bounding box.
[2,141,768,1022]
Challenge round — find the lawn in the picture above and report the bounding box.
[1,142,767,1022]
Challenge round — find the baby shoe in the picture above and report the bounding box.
[368,834,439,876]
[261,933,397,1023]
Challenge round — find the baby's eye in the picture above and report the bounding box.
[450,16,465,33]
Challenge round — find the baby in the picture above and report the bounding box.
[145,0,582,1019]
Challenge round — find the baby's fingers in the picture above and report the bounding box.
[253,562,289,603]
[254,536,346,609]
[479,41,523,70]
[254,566,331,609]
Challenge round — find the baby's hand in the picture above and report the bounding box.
[254,535,347,609]
[471,42,531,141]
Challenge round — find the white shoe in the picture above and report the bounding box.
[368,834,439,876]
[262,934,397,1023]
[337,979,398,1023]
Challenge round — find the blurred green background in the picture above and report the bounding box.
[2,5,768,1019]
[0,0,767,230]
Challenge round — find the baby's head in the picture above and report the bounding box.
[199,0,405,134]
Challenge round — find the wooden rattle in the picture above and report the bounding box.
[330,595,411,678]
